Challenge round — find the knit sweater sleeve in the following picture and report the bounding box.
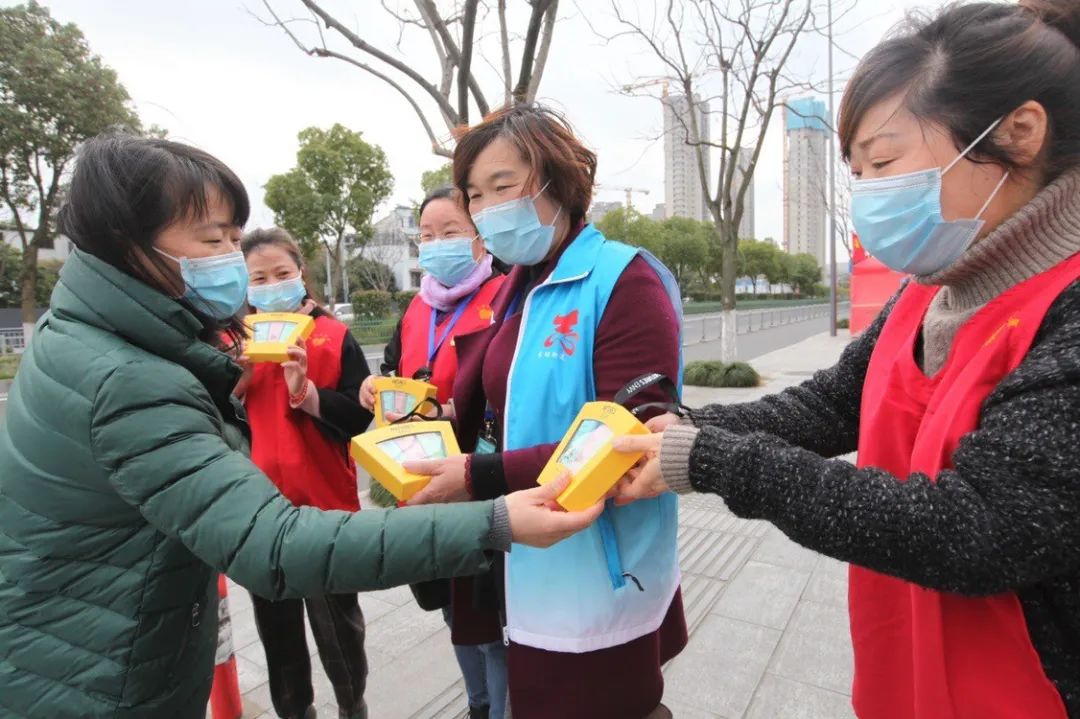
[672,283,1080,596]
[683,289,902,459]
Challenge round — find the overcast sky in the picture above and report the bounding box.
[17,0,943,243]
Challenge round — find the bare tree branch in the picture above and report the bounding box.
[514,0,555,102]
[597,0,835,359]
[258,0,453,156]
[458,0,480,123]
[258,0,563,156]
[527,0,559,100]
[498,0,513,105]
[416,0,490,117]
[297,0,462,125]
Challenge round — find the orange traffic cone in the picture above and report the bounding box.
[210,575,243,719]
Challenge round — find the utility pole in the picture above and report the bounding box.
[828,0,838,337]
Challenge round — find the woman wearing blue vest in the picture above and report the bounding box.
[404,104,688,719]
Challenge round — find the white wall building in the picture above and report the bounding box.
[663,93,711,223]
[650,203,666,222]
[783,98,829,269]
[362,206,421,292]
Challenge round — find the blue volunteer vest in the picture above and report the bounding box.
[503,224,683,653]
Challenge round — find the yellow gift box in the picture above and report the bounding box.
[537,402,650,511]
[350,421,461,502]
[372,376,439,428]
[243,312,316,363]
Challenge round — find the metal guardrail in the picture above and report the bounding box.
[683,302,850,346]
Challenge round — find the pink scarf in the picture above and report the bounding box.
[419,254,494,312]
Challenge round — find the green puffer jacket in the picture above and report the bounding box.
[0,250,497,718]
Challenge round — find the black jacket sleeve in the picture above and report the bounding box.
[684,282,1080,596]
[315,330,373,442]
[381,316,405,376]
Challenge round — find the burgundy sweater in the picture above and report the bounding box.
[464,226,688,719]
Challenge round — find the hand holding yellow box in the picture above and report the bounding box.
[536,402,651,511]
[243,312,316,363]
[351,421,461,502]
[372,376,439,428]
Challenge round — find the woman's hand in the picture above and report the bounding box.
[506,475,605,548]
[611,433,669,506]
[403,454,470,505]
[282,338,309,397]
[359,375,377,411]
[645,412,682,434]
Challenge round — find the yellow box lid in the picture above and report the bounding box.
[243,312,316,363]
[537,402,650,511]
[372,376,439,428]
[351,420,461,502]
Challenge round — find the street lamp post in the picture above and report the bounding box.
[828,0,838,337]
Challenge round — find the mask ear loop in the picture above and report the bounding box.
[975,171,1010,220]
[943,117,1004,176]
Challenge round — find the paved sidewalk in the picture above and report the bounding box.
[229,331,856,719]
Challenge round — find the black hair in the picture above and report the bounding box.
[838,0,1080,183]
[418,185,460,218]
[58,130,250,344]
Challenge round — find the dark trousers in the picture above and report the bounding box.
[250,592,369,719]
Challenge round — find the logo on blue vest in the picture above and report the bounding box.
[539,309,580,359]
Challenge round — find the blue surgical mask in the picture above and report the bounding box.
[419,237,479,287]
[472,181,563,266]
[247,276,307,313]
[851,118,1009,276]
[155,248,249,320]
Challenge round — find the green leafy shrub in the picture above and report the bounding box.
[367,478,398,508]
[684,360,760,388]
[0,354,19,380]
[351,290,394,318]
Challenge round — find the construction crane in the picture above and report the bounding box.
[595,183,651,211]
[620,78,670,98]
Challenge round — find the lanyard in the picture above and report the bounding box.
[427,289,480,366]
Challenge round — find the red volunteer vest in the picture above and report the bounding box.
[245,313,359,511]
[851,254,1080,718]
[398,276,505,403]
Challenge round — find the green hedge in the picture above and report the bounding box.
[367,478,398,508]
[684,360,760,388]
[394,290,419,311]
[351,290,394,318]
[0,354,19,380]
[837,318,850,329]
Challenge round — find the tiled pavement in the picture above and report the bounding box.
[225,332,855,719]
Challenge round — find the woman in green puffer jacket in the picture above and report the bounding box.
[0,132,601,719]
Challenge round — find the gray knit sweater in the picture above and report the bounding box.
[660,168,1080,714]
